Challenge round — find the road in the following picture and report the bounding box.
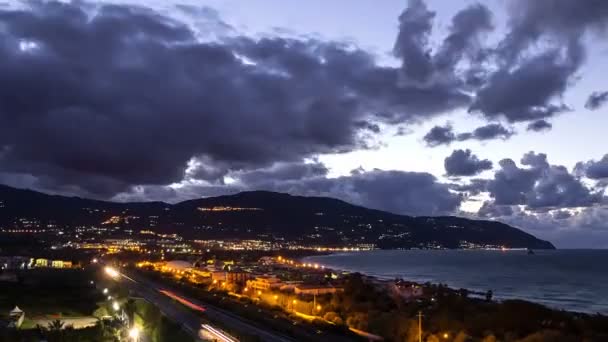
[116,270,296,342]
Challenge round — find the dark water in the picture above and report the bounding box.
[304,249,608,314]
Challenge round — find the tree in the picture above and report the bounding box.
[124,298,137,323]
[47,319,65,331]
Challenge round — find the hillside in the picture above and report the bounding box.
[0,185,555,249]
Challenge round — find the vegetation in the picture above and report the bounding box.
[0,268,101,316]
[322,273,608,341]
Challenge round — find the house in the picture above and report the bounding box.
[246,276,283,291]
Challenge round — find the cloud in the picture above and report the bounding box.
[526,120,552,132]
[585,91,608,110]
[476,205,608,249]
[457,123,515,141]
[423,124,456,147]
[423,122,514,147]
[444,149,492,176]
[393,0,435,83]
[0,0,472,198]
[486,152,605,210]
[575,154,608,180]
[468,0,608,123]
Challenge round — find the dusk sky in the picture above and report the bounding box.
[1,0,607,247]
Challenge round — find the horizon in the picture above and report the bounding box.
[0,0,607,248]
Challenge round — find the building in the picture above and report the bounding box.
[226,271,252,284]
[8,306,24,328]
[294,284,344,295]
[164,260,193,272]
[392,281,424,300]
[33,258,74,269]
[246,276,283,291]
[0,256,30,270]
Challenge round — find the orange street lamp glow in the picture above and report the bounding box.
[316,305,322,311]
[443,333,449,339]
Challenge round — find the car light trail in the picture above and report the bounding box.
[201,324,238,342]
[158,290,206,312]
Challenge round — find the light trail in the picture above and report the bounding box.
[201,324,238,342]
[158,289,206,312]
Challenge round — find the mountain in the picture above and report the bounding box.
[0,185,555,249]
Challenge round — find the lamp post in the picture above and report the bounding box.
[128,327,140,342]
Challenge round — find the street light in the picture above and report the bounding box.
[128,327,140,341]
[316,305,322,311]
[105,266,119,278]
[112,301,120,311]
[103,288,108,294]
[442,333,449,339]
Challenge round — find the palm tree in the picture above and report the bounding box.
[47,319,65,331]
[124,298,137,323]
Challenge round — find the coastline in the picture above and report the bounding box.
[301,249,608,316]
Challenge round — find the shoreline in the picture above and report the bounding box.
[301,250,607,316]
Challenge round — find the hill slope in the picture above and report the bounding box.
[0,185,555,249]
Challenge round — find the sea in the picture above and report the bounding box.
[304,249,608,314]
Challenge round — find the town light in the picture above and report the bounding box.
[92,258,98,263]
[112,302,120,311]
[128,327,140,340]
[274,295,278,300]
[316,305,322,311]
[292,300,297,304]
[443,333,449,339]
[257,290,262,296]
[244,287,248,292]
[108,296,112,300]
[103,288,108,294]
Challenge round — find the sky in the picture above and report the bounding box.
[0,0,607,247]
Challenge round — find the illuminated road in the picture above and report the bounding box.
[116,269,297,342]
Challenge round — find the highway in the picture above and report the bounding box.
[115,269,297,342]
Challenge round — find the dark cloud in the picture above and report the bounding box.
[585,91,608,110]
[575,154,608,180]
[235,161,329,185]
[487,152,605,210]
[469,49,576,122]
[444,149,492,176]
[526,120,552,132]
[395,1,493,86]
[458,123,515,141]
[424,122,514,147]
[478,201,514,218]
[0,1,472,198]
[469,0,608,123]
[423,124,456,147]
[394,0,435,83]
[433,4,493,73]
[448,179,488,197]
